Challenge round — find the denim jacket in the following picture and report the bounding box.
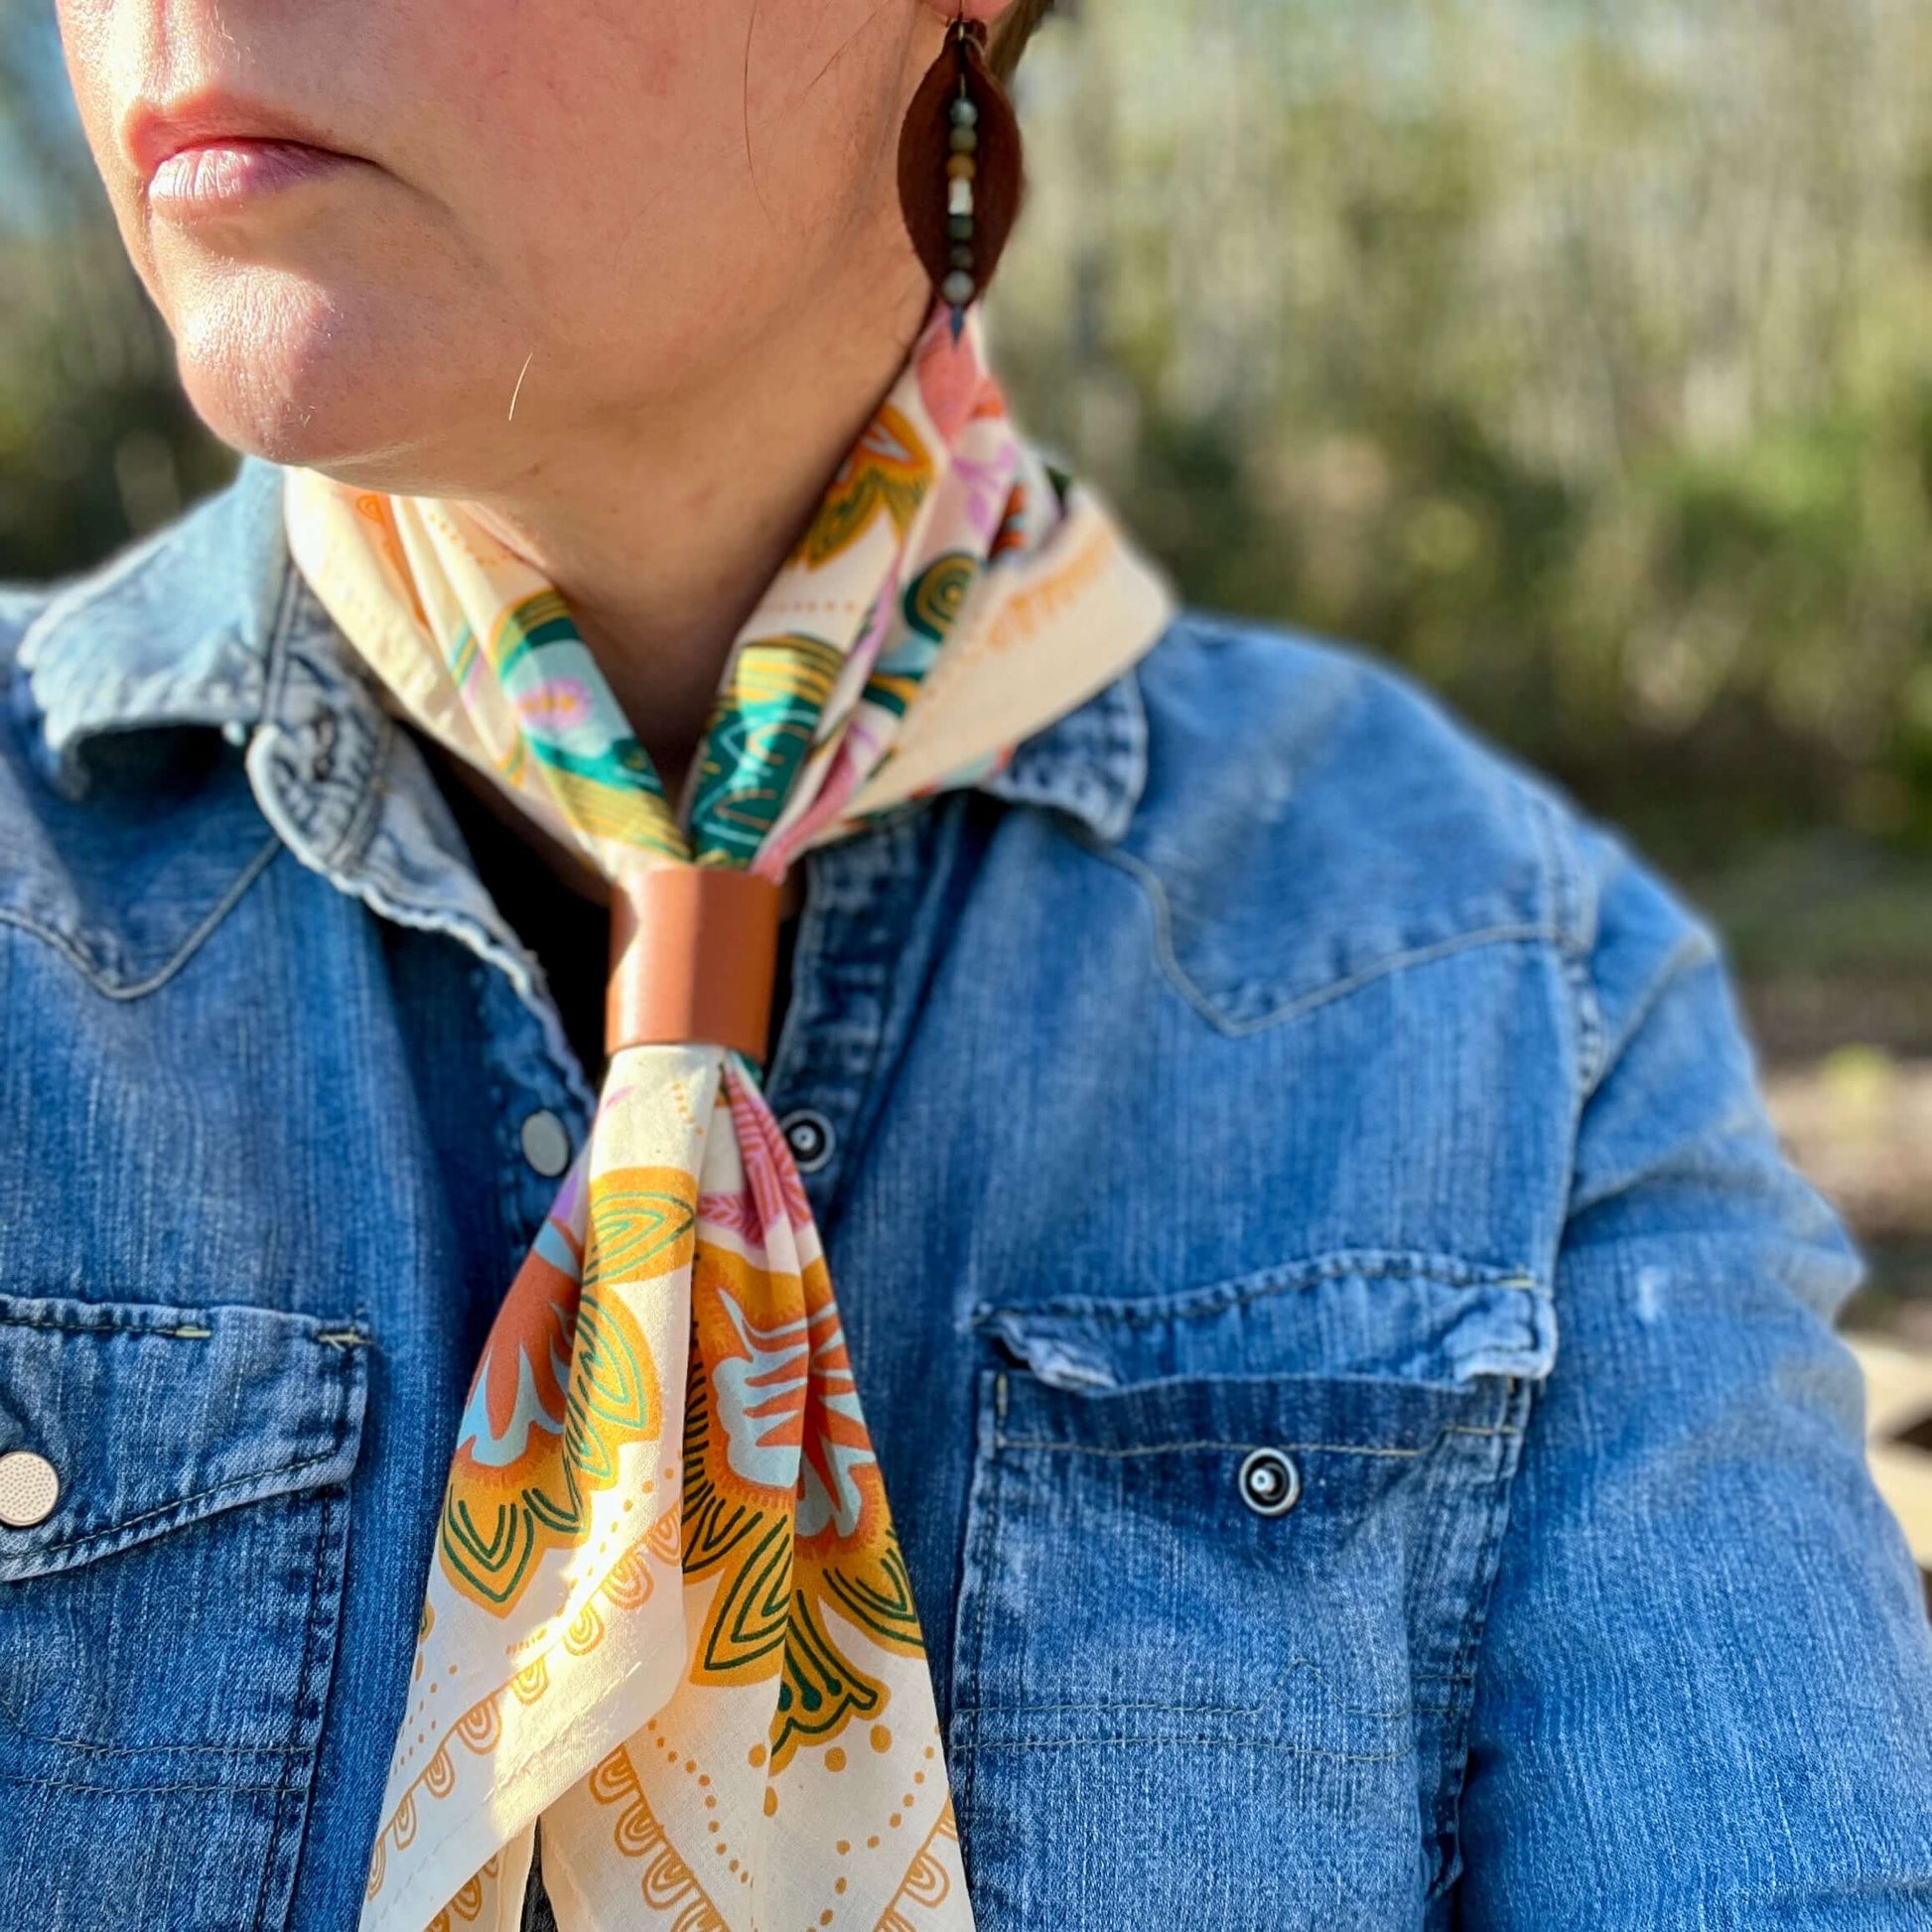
[2,459,1928,1932]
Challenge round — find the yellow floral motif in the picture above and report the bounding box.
[681,1240,923,1770]
[794,404,932,568]
[437,1167,694,1614]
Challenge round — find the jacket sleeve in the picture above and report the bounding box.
[1453,823,1932,1927]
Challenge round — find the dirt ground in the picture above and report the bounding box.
[1762,1054,1932,1327]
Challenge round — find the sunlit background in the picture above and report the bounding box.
[2,0,1929,1330]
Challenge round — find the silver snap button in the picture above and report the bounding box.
[1237,1447,1300,1518]
[0,1449,62,1529]
[779,1109,834,1173]
[519,1110,573,1178]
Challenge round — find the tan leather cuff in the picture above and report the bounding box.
[606,867,784,1063]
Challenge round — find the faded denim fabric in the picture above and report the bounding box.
[0,459,1928,1931]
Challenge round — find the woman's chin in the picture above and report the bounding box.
[166,273,493,486]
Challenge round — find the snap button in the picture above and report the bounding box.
[0,1449,62,1529]
[1237,1447,1300,1518]
[308,710,339,782]
[779,1109,834,1173]
[519,1109,573,1178]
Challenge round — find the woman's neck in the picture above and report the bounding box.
[463,256,933,800]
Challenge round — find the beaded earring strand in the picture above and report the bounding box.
[943,74,981,314]
[897,13,1025,339]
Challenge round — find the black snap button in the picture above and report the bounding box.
[779,1109,835,1173]
[1237,1447,1301,1518]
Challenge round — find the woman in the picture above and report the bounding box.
[3,1,1929,1927]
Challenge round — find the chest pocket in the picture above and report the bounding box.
[947,1254,1554,1932]
[0,1292,368,1932]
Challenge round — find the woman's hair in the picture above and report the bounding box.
[990,0,1056,79]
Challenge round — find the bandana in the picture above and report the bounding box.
[285,303,1174,1932]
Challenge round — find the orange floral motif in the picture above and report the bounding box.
[794,404,933,568]
[438,1167,694,1614]
[879,1804,963,1930]
[589,1747,730,1928]
[425,1854,501,1932]
[679,1078,924,1770]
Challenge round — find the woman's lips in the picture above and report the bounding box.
[146,137,358,212]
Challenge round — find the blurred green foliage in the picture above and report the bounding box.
[0,10,233,578]
[998,0,1932,864]
[3,0,1931,873]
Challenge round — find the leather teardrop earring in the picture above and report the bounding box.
[897,12,1026,339]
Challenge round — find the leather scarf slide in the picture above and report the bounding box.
[284,301,1174,1932]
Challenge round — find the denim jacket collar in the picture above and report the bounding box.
[13,454,1150,843]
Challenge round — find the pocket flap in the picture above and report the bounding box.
[975,1249,1556,1393]
[0,1293,369,1583]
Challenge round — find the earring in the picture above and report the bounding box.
[897,13,1025,338]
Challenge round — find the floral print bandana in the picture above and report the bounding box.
[283,303,1174,1932]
